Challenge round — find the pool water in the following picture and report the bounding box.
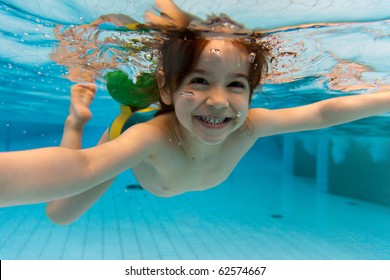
[1,0,390,260]
[1,127,390,259]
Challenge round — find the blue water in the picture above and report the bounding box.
[1,0,390,259]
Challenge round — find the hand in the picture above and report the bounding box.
[144,0,198,30]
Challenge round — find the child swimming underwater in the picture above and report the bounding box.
[1,0,390,225]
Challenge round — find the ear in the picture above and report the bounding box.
[157,70,173,105]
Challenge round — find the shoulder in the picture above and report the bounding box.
[115,113,172,150]
[245,108,275,138]
[246,107,300,138]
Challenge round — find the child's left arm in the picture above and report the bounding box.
[250,90,390,137]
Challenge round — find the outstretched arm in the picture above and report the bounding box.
[0,125,152,207]
[250,90,390,137]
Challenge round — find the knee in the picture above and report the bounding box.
[45,203,78,225]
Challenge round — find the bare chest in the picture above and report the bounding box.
[132,139,254,197]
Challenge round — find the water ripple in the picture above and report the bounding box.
[0,0,390,128]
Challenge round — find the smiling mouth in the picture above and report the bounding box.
[195,115,232,126]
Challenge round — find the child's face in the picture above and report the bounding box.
[168,39,251,145]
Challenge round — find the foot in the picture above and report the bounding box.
[66,83,96,130]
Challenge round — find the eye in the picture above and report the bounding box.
[227,81,248,94]
[228,81,245,88]
[190,77,209,85]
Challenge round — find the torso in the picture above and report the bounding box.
[130,113,257,197]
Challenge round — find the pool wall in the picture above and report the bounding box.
[285,130,390,207]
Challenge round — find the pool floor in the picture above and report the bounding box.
[1,166,390,260]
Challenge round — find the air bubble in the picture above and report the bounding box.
[144,53,153,61]
[248,53,256,63]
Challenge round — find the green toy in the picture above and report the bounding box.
[106,70,160,109]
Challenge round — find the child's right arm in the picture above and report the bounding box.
[0,124,155,207]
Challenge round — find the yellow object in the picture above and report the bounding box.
[109,105,157,140]
[125,23,141,30]
[109,105,133,140]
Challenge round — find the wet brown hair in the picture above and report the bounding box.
[156,30,269,115]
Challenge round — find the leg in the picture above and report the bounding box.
[46,84,114,225]
[46,130,115,225]
[60,83,95,148]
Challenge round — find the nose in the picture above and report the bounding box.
[205,87,229,111]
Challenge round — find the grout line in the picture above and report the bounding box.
[15,210,46,259]
[0,208,31,258]
[159,197,218,259]
[37,223,55,260]
[111,188,125,259]
[121,189,144,259]
[144,195,184,259]
[132,192,164,259]
[59,224,72,260]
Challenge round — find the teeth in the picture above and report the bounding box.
[196,116,227,125]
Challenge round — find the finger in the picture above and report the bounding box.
[144,11,173,27]
[154,0,180,15]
